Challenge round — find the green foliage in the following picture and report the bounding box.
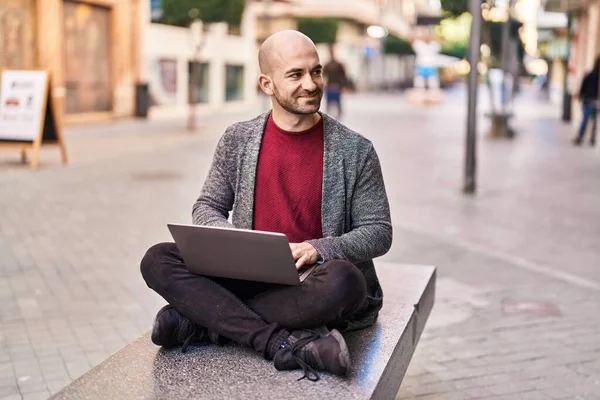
[297,18,339,44]
[155,0,246,27]
[436,13,471,59]
[485,18,525,67]
[440,0,470,18]
[441,44,468,58]
[487,18,521,55]
[384,36,415,55]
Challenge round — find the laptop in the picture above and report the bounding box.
[167,223,318,285]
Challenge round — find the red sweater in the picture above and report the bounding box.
[253,115,324,243]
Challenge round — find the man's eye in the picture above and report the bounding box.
[290,73,300,78]
[313,70,322,75]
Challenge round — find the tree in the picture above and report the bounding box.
[384,36,415,56]
[440,0,470,18]
[486,18,525,68]
[297,18,339,44]
[155,0,246,27]
[435,13,471,59]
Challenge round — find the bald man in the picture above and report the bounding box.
[141,30,392,382]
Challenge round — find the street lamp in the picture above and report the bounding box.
[367,25,388,39]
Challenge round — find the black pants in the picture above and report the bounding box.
[140,242,368,359]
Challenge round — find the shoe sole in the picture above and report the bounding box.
[330,329,351,376]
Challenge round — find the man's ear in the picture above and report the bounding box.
[258,74,274,96]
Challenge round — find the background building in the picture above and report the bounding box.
[544,0,600,123]
[252,0,440,90]
[0,0,143,124]
[141,0,259,120]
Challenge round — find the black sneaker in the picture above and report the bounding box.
[273,328,350,381]
[151,305,213,352]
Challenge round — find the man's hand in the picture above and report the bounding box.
[289,242,320,270]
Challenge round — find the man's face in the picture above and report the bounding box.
[268,44,324,115]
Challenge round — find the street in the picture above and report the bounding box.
[1,87,599,400]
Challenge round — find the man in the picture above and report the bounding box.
[140,30,392,382]
[323,46,347,119]
[574,57,599,146]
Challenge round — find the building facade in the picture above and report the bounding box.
[251,0,436,90]
[141,1,259,120]
[0,0,142,124]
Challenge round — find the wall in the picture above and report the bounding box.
[144,15,259,120]
[0,0,35,69]
[59,0,140,123]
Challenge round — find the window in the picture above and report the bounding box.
[228,24,242,36]
[225,65,244,102]
[188,62,209,104]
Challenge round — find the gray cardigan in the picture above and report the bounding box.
[192,111,392,330]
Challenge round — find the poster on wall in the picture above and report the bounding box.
[0,69,68,169]
[148,57,178,105]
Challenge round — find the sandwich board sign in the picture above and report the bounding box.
[0,69,68,169]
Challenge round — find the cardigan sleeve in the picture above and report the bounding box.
[192,128,237,229]
[306,144,392,264]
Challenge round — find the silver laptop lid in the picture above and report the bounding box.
[167,223,309,285]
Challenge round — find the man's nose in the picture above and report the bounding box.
[302,74,317,92]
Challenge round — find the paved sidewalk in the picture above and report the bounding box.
[0,105,264,173]
[1,87,599,400]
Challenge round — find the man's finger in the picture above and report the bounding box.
[295,254,309,269]
[292,249,303,260]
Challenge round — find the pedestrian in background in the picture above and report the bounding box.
[323,46,348,120]
[574,57,599,146]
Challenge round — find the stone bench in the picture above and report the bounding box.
[51,263,436,400]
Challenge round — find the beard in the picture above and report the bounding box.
[272,85,323,115]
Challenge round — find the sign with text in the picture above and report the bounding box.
[0,70,48,142]
[0,69,67,169]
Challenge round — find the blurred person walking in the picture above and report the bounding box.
[574,58,599,146]
[323,46,348,119]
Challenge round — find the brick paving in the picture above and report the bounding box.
[1,88,599,399]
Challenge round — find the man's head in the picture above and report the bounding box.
[258,30,323,116]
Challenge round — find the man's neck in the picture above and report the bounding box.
[271,107,321,132]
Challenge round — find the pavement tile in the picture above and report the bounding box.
[0,395,23,400]
[45,380,70,396]
[0,384,19,398]
[21,393,50,400]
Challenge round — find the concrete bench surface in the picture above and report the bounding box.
[52,263,435,400]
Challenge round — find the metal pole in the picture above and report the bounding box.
[188,9,200,132]
[500,0,513,72]
[562,13,573,122]
[499,0,514,113]
[464,0,482,194]
[188,40,201,132]
[381,35,387,91]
